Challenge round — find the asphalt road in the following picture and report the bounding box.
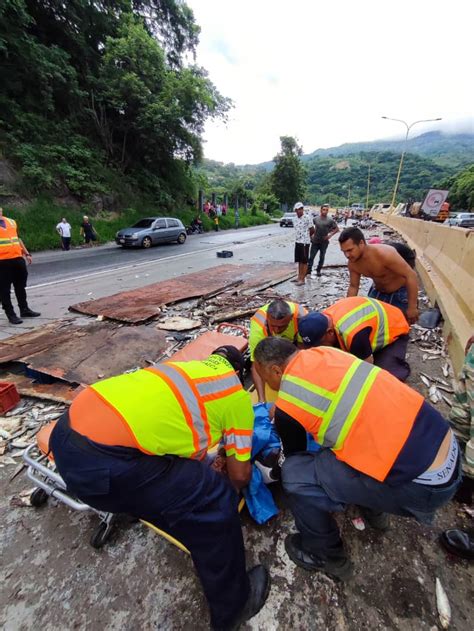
[29,224,282,286]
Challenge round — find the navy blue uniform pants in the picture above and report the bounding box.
[373,334,410,381]
[50,415,249,629]
[0,256,28,316]
[282,448,461,559]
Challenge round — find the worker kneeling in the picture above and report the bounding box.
[253,338,461,581]
[298,296,411,380]
[49,346,270,630]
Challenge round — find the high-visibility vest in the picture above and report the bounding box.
[324,296,409,354]
[249,301,307,359]
[69,355,254,461]
[276,347,424,481]
[0,217,22,260]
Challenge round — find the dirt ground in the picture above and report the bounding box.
[1,226,473,631]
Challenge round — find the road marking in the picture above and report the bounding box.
[29,245,224,289]
[29,230,287,290]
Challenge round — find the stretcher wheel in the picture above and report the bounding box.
[30,488,49,507]
[90,522,112,549]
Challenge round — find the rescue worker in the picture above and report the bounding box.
[49,346,270,630]
[0,207,41,324]
[253,338,461,581]
[249,299,307,402]
[298,296,411,380]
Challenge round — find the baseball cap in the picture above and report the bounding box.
[298,313,329,347]
[293,202,304,211]
[212,345,245,374]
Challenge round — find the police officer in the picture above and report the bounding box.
[50,346,270,630]
[0,207,40,324]
[254,338,461,580]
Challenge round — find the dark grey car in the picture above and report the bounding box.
[115,217,187,248]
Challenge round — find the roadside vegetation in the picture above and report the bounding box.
[6,199,271,252]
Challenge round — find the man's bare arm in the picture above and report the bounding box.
[226,456,252,491]
[251,363,266,402]
[19,239,32,264]
[347,266,361,297]
[383,249,419,323]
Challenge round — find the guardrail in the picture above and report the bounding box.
[372,212,473,373]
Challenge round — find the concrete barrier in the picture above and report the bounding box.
[373,212,473,373]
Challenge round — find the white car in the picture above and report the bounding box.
[443,213,474,228]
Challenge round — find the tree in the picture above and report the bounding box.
[270,136,306,208]
[441,165,474,210]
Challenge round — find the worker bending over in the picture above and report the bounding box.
[254,338,460,581]
[298,296,410,380]
[50,346,270,630]
[249,299,307,402]
[339,227,419,323]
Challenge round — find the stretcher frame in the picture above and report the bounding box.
[22,323,249,550]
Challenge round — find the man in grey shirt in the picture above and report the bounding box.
[307,204,339,277]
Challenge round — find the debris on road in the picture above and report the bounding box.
[435,577,451,629]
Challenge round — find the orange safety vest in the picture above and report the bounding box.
[70,356,253,461]
[249,301,307,358]
[324,297,409,353]
[0,217,22,260]
[276,347,424,481]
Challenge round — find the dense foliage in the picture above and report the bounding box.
[0,0,229,204]
[270,136,307,209]
[440,165,474,210]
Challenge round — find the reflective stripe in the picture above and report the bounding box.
[252,310,268,335]
[280,378,332,415]
[367,298,388,350]
[153,364,209,453]
[321,361,379,447]
[338,304,374,335]
[223,430,252,454]
[0,238,20,245]
[296,304,306,318]
[195,372,241,397]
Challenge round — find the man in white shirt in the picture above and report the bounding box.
[56,218,72,251]
[292,202,312,285]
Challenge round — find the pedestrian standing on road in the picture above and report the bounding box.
[56,217,72,251]
[292,202,312,285]
[214,215,219,231]
[49,347,270,630]
[307,204,339,277]
[234,208,240,229]
[80,216,97,247]
[339,227,419,323]
[254,338,461,581]
[0,207,41,325]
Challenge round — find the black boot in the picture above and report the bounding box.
[7,313,23,325]
[220,565,270,631]
[284,533,353,581]
[20,308,41,317]
[359,507,390,531]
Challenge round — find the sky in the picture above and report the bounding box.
[186,0,474,165]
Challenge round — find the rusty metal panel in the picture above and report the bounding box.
[69,263,296,324]
[2,372,82,403]
[0,320,170,385]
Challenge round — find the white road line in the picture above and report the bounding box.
[28,245,224,289]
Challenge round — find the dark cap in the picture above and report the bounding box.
[298,313,329,347]
[212,345,245,374]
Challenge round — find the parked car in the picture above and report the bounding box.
[443,213,474,228]
[116,217,187,248]
[280,212,296,227]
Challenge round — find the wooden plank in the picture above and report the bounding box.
[1,372,81,404]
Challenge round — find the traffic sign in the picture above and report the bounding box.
[421,189,449,217]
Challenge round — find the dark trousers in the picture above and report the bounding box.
[373,334,410,381]
[369,284,408,314]
[307,240,329,273]
[0,256,28,316]
[282,448,461,559]
[50,415,249,629]
[61,237,71,251]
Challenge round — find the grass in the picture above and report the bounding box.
[2,198,273,252]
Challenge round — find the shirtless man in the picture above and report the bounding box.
[338,227,419,324]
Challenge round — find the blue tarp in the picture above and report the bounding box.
[243,403,279,524]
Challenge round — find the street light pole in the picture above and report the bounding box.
[381,116,442,212]
[366,162,371,211]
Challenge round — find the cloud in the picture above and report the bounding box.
[187,0,474,164]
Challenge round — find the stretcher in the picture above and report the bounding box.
[23,323,249,550]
